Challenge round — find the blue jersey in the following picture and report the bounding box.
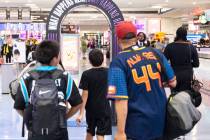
[107,46,176,140]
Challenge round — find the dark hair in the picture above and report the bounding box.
[175,26,187,41]
[89,49,104,67]
[36,40,60,65]
[123,32,136,40]
[32,51,36,61]
[137,32,146,42]
[14,49,20,55]
[151,40,156,48]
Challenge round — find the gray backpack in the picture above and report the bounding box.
[21,70,72,138]
[164,91,201,139]
[9,61,40,100]
[9,61,64,100]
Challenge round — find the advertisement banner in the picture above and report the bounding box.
[135,20,147,33]
[13,41,26,63]
[61,34,79,74]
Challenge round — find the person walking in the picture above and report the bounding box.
[164,26,199,92]
[14,40,83,140]
[107,21,177,140]
[77,49,112,140]
[137,32,150,47]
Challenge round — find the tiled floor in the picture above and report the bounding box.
[0,58,210,140]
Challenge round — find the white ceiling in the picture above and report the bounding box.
[0,0,210,11]
[0,0,210,25]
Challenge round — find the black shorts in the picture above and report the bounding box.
[86,116,112,136]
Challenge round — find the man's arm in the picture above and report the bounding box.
[76,90,88,123]
[16,110,24,117]
[114,100,128,140]
[160,51,177,88]
[66,103,82,119]
[107,59,129,140]
[14,84,28,117]
[66,80,83,120]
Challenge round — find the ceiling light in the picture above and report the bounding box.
[151,5,162,9]
[128,2,133,5]
[130,16,136,20]
[25,3,37,7]
[165,0,169,2]
[92,15,98,19]
[25,3,39,9]
[5,0,10,3]
[159,8,173,13]
[193,2,196,5]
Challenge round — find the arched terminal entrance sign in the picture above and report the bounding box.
[46,0,124,57]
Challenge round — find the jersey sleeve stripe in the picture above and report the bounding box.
[107,95,129,99]
[169,76,176,83]
[66,73,73,100]
[20,78,29,106]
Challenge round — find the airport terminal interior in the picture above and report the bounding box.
[0,0,210,140]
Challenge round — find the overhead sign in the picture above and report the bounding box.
[0,9,6,20]
[205,9,210,21]
[0,8,31,21]
[61,25,78,33]
[10,8,19,20]
[46,0,124,57]
[193,9,210,25]
[21,8,31,20]
[48,0,123,31]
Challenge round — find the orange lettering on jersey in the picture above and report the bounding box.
[134,54,142,62]
[142,52,157,60]
[127,54,142,68]
[132,66,151,92]
[147,65,162,87]
[127,58,136,68]
[157,63,161,72]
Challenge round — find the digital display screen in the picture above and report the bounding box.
[61,34,80,74]
[187,34,205,44]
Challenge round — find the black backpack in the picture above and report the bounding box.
[21,70,72,138]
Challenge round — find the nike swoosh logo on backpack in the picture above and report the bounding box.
[39,90,51,95]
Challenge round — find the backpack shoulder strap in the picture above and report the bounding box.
[19,77,29,106]
[51,69,64,79]
[65,72,73,100]
[29,71,40,80]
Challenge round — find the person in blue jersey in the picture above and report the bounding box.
[107,21,177,140]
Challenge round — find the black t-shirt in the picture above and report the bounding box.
[79,67,111,118]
